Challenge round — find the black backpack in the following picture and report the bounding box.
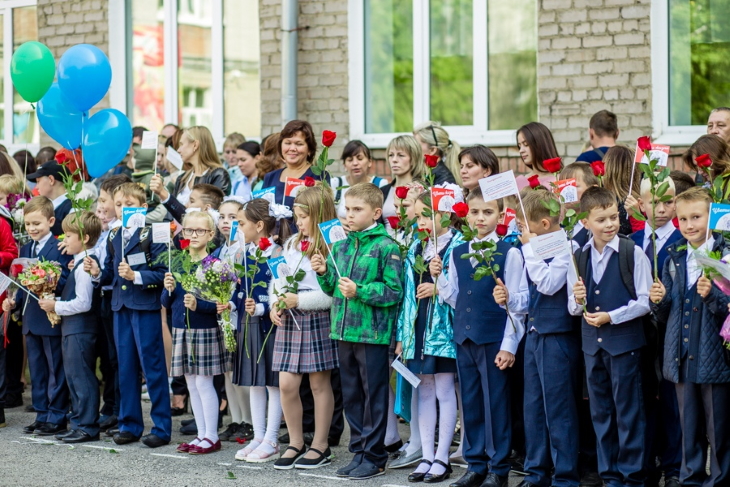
[574,235,636,300]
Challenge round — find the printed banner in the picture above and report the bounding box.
[284,178,305,197]
[635,143,670,167]
[141,131,158,150]
[165,146,184,170]
[267,256,288,279]
[555,178,578,203]
[151,222,171,244]
[531,229,571,261]
[709,203,730,231]
[318,219,347,245]
[431,187,456,212]
[479,170,519,201]
[122,207,147,229]
[252,186,276,204]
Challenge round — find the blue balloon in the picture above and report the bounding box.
[57,44,112,112]
[82,109,132,178]
[37,83,83,149]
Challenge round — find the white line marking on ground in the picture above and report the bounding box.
[79,444,125,451]
[151,453,189,459]
[217,462,233,466]
[236,465,263,470]
[298,473,348,481]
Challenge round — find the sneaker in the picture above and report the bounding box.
[348,461,385,480]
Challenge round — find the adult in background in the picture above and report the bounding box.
[223,132,246,187]
[13,150,36,179]
[257,133,284,191]
[381,135,427,227]
[132,126,148,145]
[707,107,730,144]
[459,145,501,196]
[161,123,179,139]
[413,122,460,185]
[330,140,387,228]
[231,141,261,202]
[575,110,619,163]
[515,122,562,191]
[35,146,57,166]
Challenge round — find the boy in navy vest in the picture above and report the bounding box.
[85,183,170,448]
[650,187,730,486]
[568,187,652,486]
[38,211,103,443]
[2,196,72,435]
[437,188,525,487]
[629,177,682,487]
[494,189,581,487]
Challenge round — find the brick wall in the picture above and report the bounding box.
[537,0,651,159]
[259,0,349,159]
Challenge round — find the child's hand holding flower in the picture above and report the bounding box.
[650,281,665,304]
[38,298,56,312]
[2,298,15,312]
[429,255,443,278]
[244,298,256,316]
[697,275,712,298]
[310,252,327,275]
[183,293,197,311]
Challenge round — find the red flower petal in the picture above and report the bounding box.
[542,157,562,173]
[300,240,311,252]
[527,174,541,189]
[180,239,191,250]
[386,216,401,229]
[395,186,409,200]
[258,237,272,251]
[695,153,713,168]
[592,161,606,177]
[304,176,316,187]
[452,202,469,218]
[496,224,509,237]
[637,136,652,152]
[424,155,440,168]
[322,130,337,148]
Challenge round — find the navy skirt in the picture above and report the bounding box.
[406,297,457,375]
[233,316,279,387]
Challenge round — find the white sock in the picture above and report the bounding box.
[385,383,401,447]
[195,375,219,444]
[251,386,282,456]
[404,385,422,456]
[249,386,268,441]
[224,372,243,424]
[429,373,457,476]
[416,374,437,473]
[186,374,205,441]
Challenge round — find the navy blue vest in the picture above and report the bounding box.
[60,256,101,336]
[526,258,574,334]
[630,228,682,277]
[452,240,511,345]
[583,250,646,355]
[572,227,590,249]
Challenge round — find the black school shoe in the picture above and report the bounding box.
[349,461,385,480]
[5,393,22,409]
[219,422,240,441]
[35,423,67,436]
[294,447,333,469]
[99,415,118,431]
[273,445,306,470]
[142,433,169,448]
[63,430,100,443]
[113,431,140,444]
[336,454,363,477]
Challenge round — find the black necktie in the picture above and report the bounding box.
[32,241,38,257]
[645,238,655,274]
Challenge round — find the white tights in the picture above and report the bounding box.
[247,385,282,454]
[224,371,252,425]
[413,373,457,476]
[404,385,421,455]
[186,374,219,446]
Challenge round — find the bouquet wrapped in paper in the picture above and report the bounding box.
[17,259,63,326]
[694,251,730,350]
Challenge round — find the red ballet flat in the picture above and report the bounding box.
[177,438,201,453]
[189,438,222,455]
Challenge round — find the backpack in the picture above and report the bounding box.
[109,226,153,265]
[574,235,636,300]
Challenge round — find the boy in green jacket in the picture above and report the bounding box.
[312,182,403,480]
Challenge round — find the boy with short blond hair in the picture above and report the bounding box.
[651,186,730,485]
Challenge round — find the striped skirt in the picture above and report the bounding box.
[272,308,339,374]
[171,326,227,377]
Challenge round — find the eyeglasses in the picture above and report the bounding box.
[182,228,212,237]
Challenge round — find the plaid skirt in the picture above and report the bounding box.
[272,308,339,374]
[171,326,227,377]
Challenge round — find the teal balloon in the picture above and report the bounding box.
[38,83,83,150]
[58,44,112,112]
[11,41,55,103]
[82,109,132,178]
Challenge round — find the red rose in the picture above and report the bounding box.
[300,240,311,252]
[542,157,562,173]
[637,136,652,152]
[258,237,272,251]
[386,216,401,229]
[592,161,606,177]
[322,130,337,148]
[180,239,191,250]
[10,264,23,277]
[452,202,469,218]
[527,174,540,189]
[395,186,409,200]
[304,176,316,187]
[54,152,68,165]
[423,228,432,235]
[496,224,509,237]
[696,153,712,168]
[424,155,440,168]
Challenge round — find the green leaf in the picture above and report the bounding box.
[109,449,118,454]
[492,264,500,272]
[565,209,576,218]
[226,471,237,480]
[310,165,322,176]
[474,266,489,281]
[440,215,451,228]
[655,181,670,198]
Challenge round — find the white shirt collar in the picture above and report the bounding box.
[73,249,94,263]
[645,220,676,241]
[363,222,377,232]
[584,234,620,255]
[52,194,68,209]
[110,219,122,229]
[687,236,715,259]
[34,232,53,253]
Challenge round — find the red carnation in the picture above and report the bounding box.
[10,264,23,277]
[322,130,337,148]
[180,239,191,250]
[424,155,440,168]
[386,216,401,229]
[452,202,469,218]
[696,153,712,168]
[395,186,409,200]
[543,157,562,173]
[637,136,652,152]
[496,224,509,237]
[592,161,606,177]
[527,174,540,189]
[258,237,272,251]
[304,176,316,187]
[300,240,311,252]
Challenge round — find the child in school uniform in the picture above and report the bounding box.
[25,161,72,237]
[494,190,581,487]
[437,188,525,487]
[269,185,337,471]
[650,186,730,486]
[628,178,683,487]
[3,196,72,436]
[312,183,404,480]
[38,212,103,443]
[395,190,462,484]
[85,182,170,448]
[165,211,228,455]
[568,186,652,486]
[559,162,599,248]
[232,198,290,463]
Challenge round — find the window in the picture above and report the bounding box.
[350,0,537,147]
[652,0,730,143]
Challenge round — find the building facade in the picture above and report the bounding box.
[0,0,724,172]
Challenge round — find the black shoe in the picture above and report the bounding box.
[181,418,195,427]
[0,408,4,428]
[385,439,404,453]
[179,421,197,435]
[449,471,486,487]
[99,415,118,431]
[171,395,188,416]
[105,427,120,437]
[142,433,169,448]
[303,431,314,446]
[508,450,527,476]
[113,431,140,444]
[480,473,508,487]
[348,461,386,480]
[409,460,433,482]
[35,423,67,436]
[233,422,254,442]
[273,445,306,470]
[24,404,36,413]
[294,447,333,469]
[63,430,100,443]
[425,460,453,483]
[278,432,290,444]
[337,455,363,477]
[55,429,76,440]
[663,477,680,487]
[23,420,42,434]
[328,435,340,447]
[5,394,22,409]
[219,422,240,441]
[580,471,602,487]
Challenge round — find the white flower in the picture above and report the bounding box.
[269,203,292,221]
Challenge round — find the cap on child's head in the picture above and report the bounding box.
[26,161,70,183]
